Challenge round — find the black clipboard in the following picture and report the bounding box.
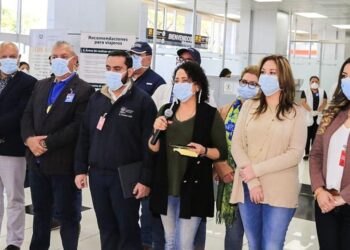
[117,161,142,199]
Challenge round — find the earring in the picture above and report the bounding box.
[198,90,202,104]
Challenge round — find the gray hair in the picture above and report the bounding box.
[52,41,76,57]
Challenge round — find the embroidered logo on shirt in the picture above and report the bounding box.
[119,107,134,118]
[146,82,153,86]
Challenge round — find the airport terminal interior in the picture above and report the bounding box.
[1,0,350,249]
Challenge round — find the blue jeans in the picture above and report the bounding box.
[239,184,295,250]
[161,196,202,250]
[29,170,82,250]
[225,208,244,250]
[89,171,142,250]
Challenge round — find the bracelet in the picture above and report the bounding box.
[202,147,208,156]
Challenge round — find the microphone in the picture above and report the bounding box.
[150,103,175,145]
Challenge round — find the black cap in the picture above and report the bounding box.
[130,41,152,55]
[177,47,201,65]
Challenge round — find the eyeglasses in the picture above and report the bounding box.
[239,79,259,88]
[176,57,194,65]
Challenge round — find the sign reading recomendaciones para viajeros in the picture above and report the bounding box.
[79,32,136,89]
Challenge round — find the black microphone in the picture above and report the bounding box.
[150,104,174,145]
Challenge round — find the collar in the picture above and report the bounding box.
[54,72,76,84]
[0,71,17,81]
[102,79,133,103]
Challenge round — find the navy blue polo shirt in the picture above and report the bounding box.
[133,68,166,95]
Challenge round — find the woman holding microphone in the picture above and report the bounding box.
[148,61,227,250]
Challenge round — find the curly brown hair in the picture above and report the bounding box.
[254,55,296,120]
[317,57,350,135]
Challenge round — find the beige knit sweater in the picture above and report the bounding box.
[230,99,307,208]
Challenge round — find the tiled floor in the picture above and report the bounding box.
[0,160,319,249]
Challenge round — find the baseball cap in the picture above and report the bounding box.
[177,47,201,65]
[130,42,152,55]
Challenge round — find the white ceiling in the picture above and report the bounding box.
[160,0,350,23]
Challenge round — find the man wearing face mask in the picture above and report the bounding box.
[301,76,328,160]
[130,42,166,96]
[21,41,95,250]
[0,42,36,250]
[74,50,157,250]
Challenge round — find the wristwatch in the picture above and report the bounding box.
[40,139,47,149]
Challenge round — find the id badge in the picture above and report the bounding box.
[96,113,107,130]
[65,89,75,103]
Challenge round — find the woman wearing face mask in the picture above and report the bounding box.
[214,65,259,250]
[148,61,227,250]
[310,57,350,250]
[301,76,328,160]
[230,55,307,250]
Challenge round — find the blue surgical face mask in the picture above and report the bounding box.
[238,85,258,100]
[132,55,143,70]
[172,82,194,102]
[341,77,350,100]
[105,71,126,91]
[0,58,18,75]
[259,74,280,96]
[51,57,72,77]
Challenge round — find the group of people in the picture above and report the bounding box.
[0,37,349,250]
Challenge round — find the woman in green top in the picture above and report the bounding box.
[149,61,227,250]
[214,65,260,249]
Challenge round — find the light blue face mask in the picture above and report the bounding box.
[51,57,72,77]
[172,82,194,102]
[259,74,280,96]
[132,55,143,70]
[0,58,18,75]
[238,85,258,100]
[105,71,126,91]
[341,77,350,100]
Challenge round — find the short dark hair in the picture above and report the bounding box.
[19,61,30,69]
[309,75,320,82]
[219,68,231,77]
[107,50,133,69]
[173,61,209,103]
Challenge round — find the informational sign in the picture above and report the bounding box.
[79,32,136,88]
[29,29,68,80]
[146,28,209,49]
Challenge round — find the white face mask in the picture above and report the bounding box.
[310,82,319,89]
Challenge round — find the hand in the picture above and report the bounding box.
[26,136,48,157]
[316,189,336,213]
[222,172,234,184]
[334,195,346,207]
[239,165,256,182]
[133,183,150,199]
[187,142,206,155]
[249,185,264,204]
[153,116,172,131]
[75,174,88,189]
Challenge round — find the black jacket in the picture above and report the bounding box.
[150,102,227,218]
[74,85,157,186]
[0,71,36,156]
[21,74,95,175]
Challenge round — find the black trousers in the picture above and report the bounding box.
[29,170,82,250]
[315,201,350,250]
[89,170,142,250]
[305,118,318,155]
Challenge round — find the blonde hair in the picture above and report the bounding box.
[240,65,259,79]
